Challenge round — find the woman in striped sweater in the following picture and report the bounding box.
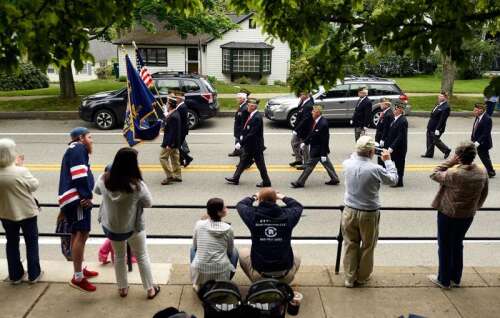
[190,198,238,291]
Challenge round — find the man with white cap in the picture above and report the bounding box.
[341,135,398,287]
[229,90,250,157]
[351,87,373,141]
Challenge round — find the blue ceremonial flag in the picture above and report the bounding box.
[122,54,163,147]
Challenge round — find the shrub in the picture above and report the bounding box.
[95,65,113,80]
[0,63,49,91]
[118,76,127,82]
[258,77,268,85]
[207,76,217,85]
[273,80,287,86]
[361,51,438,77]
[235,76,251,84]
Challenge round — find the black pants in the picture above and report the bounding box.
[437,211,473,286]
[233,150,271,185]
[477,148,495,175]
[425,130,450,157]
[179,139,192,164]
[392,153,406,186]
[485,101,495,116]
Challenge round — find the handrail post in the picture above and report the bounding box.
[334,206,344,274]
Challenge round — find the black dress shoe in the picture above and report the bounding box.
[169,177,182,182]
[296,165,305,170]
[488,171,496,178]
[183,157,193,168]
[391,184,404,188]
[290,182,304,188]
[228,151,240,157]
[420,155,433,158]
[225,177,239,185]
[444,150,451,159]
[289,160,302,167]
[256,182,271,188]
[325,180,340,185]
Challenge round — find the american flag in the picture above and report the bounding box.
[136,49,154,88]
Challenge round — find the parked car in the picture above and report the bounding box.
[79,73,218,130]
[264,77,411,128]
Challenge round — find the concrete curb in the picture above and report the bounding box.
[0,110,495,120]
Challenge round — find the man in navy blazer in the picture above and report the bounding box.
[385,102,408,187]
[226,98,271,187]
[374,98,395,166]
[290,92,314,168]
[160,100,182,185]
[471,103,496,178]
[351,87,373,141]
[422,91,451,159]
[291,106,340,188]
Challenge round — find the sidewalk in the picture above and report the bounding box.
[2,259,500,317]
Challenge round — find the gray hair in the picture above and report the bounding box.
[0,138,16,168]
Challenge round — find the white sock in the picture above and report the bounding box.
[74,271,84,282]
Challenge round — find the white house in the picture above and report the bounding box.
[113,13,291,84]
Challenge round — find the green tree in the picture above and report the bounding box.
[230,0,500,93]
[0,0,235,98]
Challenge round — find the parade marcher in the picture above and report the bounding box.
[0,138,42,284]
[225,98,271,187]
[341,136,398,287]
[229,90,250,157]
[385,103,408,188]
[58,127,99,292]
[428,142,489,289]
[160,100,182,185]
[291,106,340,188]
[422,91,451,159]
[290,91,314,168]
[175,95,193,168]
[374,98,394,166]
[351,87,372,141]
[236,188,303,284]
[471,103,496,178]
[94,147,160,299]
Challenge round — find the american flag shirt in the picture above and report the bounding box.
[58,142,94,209]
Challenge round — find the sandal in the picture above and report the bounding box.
[147,285,161,300]
[119,287,129,298]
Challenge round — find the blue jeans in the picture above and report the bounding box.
[437,212,473,286]
[1,216,41,281]
[190,247,239,279]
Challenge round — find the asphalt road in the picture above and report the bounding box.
[0,116,499,267]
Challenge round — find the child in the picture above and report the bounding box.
[98,238,137,265]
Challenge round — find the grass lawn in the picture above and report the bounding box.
[409,96,480,112]
[0,80,124,97]
[0,97,81,111]
[392,75,489,94]
[213,83,290,94]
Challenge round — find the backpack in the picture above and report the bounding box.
[198,279,294,318]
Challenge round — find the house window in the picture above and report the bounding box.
[78,63,93,75]
[47,66,56,74]
[222,48,272,74]
[249,18,256,29]
[138,48,168,66]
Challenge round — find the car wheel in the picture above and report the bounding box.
[371,108,382,128]
[187,109,200,130]
[287,110,298,128]
[94,109,116,130]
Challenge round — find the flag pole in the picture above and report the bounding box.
[132,41,166,117]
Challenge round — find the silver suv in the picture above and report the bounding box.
[264,77,411,128]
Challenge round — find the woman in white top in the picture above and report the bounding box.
[0,138,42,284]
[94,147,159,299]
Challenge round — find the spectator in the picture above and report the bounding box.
[428,142,489,289]
[341,136,398,287]
[190,198,238,291]
[0,138,42,284]
[484,94,498,116]
[94,147,160,299]
[236,188,303,284]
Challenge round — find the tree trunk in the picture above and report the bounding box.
[440,53,456,97]
[59,64,76,99]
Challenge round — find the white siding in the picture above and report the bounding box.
[205,19,291,83]
[117,45,189,77]
[46,61,97,82]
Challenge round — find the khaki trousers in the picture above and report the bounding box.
[341,206,380,284]
[159,147,181,179]
[239,247,301,284]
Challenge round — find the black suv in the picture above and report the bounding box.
[79,73,218,130]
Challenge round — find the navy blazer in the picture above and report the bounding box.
[471,114,493,150]
[233,101,248,138]
[293,96,314,138]
[427,102,450,133]
[304,116,330,157]
[385,115,408,156]
[176,102,189,140]
[352,97,373,128]
[375,108,394,143]
[240,111,265,154]
[161,111,181,149]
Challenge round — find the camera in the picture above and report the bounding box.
[375,147,384,157]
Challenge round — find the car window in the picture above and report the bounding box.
[324,84,349,98]
[368,84,400,96]
[182,80,201,93]
[201,78,215,93]
[155,79,182,94]
[348,83,368,97]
